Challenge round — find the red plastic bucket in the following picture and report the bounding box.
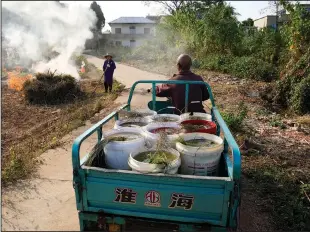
[180,120,217,134]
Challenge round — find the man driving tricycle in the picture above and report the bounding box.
[148,54,209,115]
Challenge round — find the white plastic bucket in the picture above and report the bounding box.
[114,118,151,129]
[147,114,180,123]
[128,148,181,174]
[176,133,224,176]
[180,112,212,122]
[142,122,181,148]
[103,128,149,170]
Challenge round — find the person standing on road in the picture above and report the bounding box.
[103,53,116,93]
[154,54,209,114]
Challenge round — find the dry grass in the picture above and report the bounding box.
[296,115,310,127]
[1,79,124,186]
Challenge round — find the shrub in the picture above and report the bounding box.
[230,56,277,81]
[241,27,284,65]
[201,55,277,81]
[201,54,233,73]
[273,76,294,107]
[23,71,82,105]
[290,75,310,114]
[273,47,310,111]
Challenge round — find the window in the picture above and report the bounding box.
[144,28,151,35]
[115,41,122,46]
[129,25,136,34]
[115,28,121,34]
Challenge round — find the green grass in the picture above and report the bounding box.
[269,117,287,129]
[221,102,248,132]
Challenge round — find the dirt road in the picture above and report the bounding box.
[1,56,168,231]
[86,55,167,89]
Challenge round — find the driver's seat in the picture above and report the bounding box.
[147,100,174,114]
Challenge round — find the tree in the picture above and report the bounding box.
[200,3,241,55]
[156,2,241,57]
[90,1,105,52]
[90,1,105,32]
[241,18,254,27]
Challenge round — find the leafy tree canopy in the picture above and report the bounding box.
[90,1,105,32]
[241,18,254,27]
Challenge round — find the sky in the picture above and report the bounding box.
[60,1,308,31]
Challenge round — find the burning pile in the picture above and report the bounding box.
[23,70,82,105]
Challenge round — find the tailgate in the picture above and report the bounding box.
[82,168,233,227]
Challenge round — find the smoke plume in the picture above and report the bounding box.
[2,1,96,79]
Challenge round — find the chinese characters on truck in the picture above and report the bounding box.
[114,188,194,210]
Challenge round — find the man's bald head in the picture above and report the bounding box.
[177,54,192,71]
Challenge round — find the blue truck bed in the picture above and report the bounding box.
[72,80,241,232]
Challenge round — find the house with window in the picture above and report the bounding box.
[107,17,156,47]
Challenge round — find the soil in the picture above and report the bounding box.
[120,121,148,127]
[151,127,180,135]
[182,139,216,147]
[153,116,179,122]
[107,132,142,141]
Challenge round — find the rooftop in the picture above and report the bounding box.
[109,17,156,24]
[254,15,277,21]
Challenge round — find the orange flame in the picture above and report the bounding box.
[7,70,32,91]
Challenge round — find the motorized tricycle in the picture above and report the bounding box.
[72,80,241,231]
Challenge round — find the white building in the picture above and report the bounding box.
[254,4,310,29]
[254,15,278,29]
[107,17,156,47]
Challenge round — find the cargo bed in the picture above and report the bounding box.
[72,80,241,232]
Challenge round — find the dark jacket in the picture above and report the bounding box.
[156,70,209,114]
[103,59,116,84]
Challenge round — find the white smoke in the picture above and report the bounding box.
[2,1,97,79]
